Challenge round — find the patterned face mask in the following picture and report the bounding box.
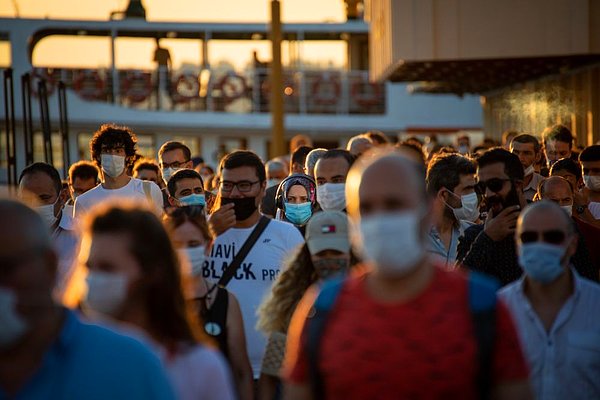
[312,258,350,280]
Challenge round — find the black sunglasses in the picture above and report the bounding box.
[520,230,566,245]
[476,178,510,193]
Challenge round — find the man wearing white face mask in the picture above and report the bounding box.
[579,144,600,219]
[499,201,600,400]
[158,141,193,185]
[18,162,77,296]
[510,134,544,202]
[425,153,479,265]
[74,124,163,219]
[314,149,355,212]
[284,149,531,400]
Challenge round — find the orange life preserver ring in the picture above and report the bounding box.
[73,69,106,101]
[216,73,247,103]
[120,71,153,103]
[351,78,382,107]
[171,73,200,103]
[311,74,341,106]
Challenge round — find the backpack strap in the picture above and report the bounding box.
[306,277,345,400]
[142,180,153,204]
[468,272,500,400]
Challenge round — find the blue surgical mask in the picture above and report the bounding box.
[284,201,312,225]
[179,193,206,207]
[518,242,566,283]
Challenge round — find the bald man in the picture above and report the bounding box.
[0,199,174,399]
[499,201,600,400]
[284,149,531,400]
[346,135,373,158]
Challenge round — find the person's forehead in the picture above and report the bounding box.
[288,184,307,196]
[315,157,349,177]
[544,181,571,198]
[519,208,567,232]
[457,173,476,186]
[172,221,204,242]
[221,166,258,180]
[19,172,56,194]
[477,162,508,180]
[161,148,187,163]
[552,170,576,180]
[358,161,419,203]
[546,139,570,150]
[72,176,96,186]
[511,141,535,152]
[136,169,158,178]
[581,160,600,168]
[175,177,203,192]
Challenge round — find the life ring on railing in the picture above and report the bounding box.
[351,78,382,107]
[120,71,153,103]
[73,70,106,101]
[311,74,341,106]
[30,68,56,97]
[216,73,247,103]
[171,73,200,103]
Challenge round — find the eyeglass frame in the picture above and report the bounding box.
[219,180,261,193]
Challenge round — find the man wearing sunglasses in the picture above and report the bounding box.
[499,201,600,400]
[457,148,528,285]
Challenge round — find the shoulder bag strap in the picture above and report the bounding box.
[217,216,271,288]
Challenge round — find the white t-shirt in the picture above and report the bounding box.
[589,201,600,219]
[205,218,304,377]
[74,178,163,219]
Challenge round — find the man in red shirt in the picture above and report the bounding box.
[283,149,532,399]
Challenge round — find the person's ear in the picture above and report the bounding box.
[168,196,178,207]
[436,187,449,202]
[535,151,541,163]
[566,233,579,260]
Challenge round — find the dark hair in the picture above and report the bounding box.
[579,145,600,162]
[291,146,313,168]
[396,141,426,166]
[87,204,208,347]
[219,150,266,182]
[502,129,519,144]
[542,124,573,146]
[68,161,99,184]
[158,141,191,163]
[133,158,160,175]
[511,134,541,153]
[19,162,62,194]
[167,169,204,196]
[426,154,476,195]
[319,149,356,168]
[90,124,138,166]
[476,147,524,181]
[364,130,389,145]
[550,158,582,181]
[163,206,213,242]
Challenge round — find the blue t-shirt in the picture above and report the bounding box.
[0,309,175,400]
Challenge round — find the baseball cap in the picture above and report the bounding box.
[305,211,350,255]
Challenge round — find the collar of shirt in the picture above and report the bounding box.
[523,172,544,193]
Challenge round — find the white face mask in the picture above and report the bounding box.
[446,191,479,222]
[178,246,206,277]
[561,205,573,217]
[0,287,28,348]
[317,183,346,211]
[523,165,535,177]
[101,154,126,178]
[85,271,129,316]
[35,200,59,228]
[162,167,179,183]
[354,211,425,277]
[584,175,600,192]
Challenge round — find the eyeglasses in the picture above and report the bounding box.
[475,178,510,193]
[220,180,260,193]
[161,160,189,169]
[520,230,566,245]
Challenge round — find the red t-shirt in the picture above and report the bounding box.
[284,266,528,399]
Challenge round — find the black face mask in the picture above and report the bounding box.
[221,197,257,221]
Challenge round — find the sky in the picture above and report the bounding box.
[0,0,349,70]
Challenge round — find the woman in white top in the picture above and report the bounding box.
[71,202,235,400]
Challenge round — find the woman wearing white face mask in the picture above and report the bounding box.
[69,204,236,400]
[164,206,254,400]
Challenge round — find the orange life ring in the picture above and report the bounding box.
[216,73,247,103]
[73,69,106,101]
[120,71,153,103]
[30,68,56,97]
[171,73,200,103]
[311,74,340,106]
[351,78,382,107]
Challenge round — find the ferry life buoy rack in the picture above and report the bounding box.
[216,72,248,104]
[30,68,56,97]
[72,69,106,101]
[351,77,383,107]
[311,73,341,106]
[120,70,153,103]
[171,73,200,103]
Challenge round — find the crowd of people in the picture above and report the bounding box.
[1,122,600,399]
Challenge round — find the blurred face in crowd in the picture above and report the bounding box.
[19,172,64,221]
[315,157,350,185]
[134,168,160,185]
[444,173,477,212]
[540,178,573,207]
[477,162,520,215]
[581,159,600,178]
[511,141,539,169]
[70,176,97,199]
[169,177,205,207]
[171,221,209,250]
[544,139,571,165]
[160,149,192,171]
[311,249,350,279]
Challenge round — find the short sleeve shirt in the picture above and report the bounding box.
[284,266,528,399]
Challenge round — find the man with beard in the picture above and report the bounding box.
[456,148,528,285]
